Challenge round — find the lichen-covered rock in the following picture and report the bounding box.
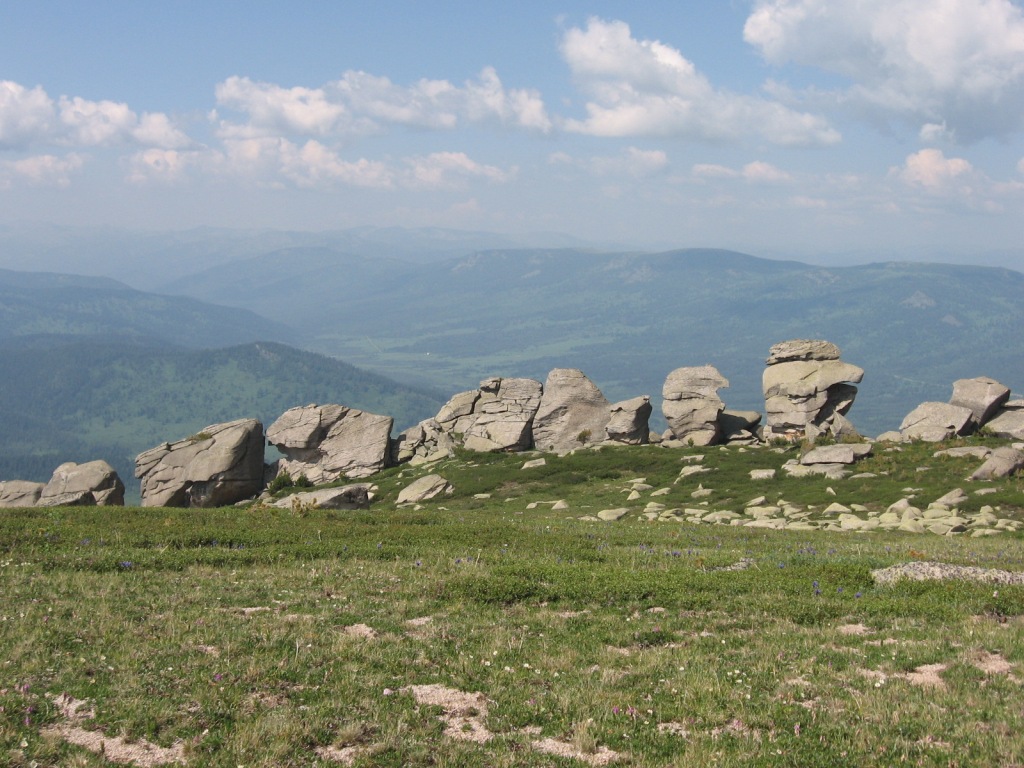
[900,402,974,442]
[397,474,452,504]
[662,366,728,446]
[136,419,265,508]
[462,377,543,452]
[762,340,863,439]
[390,419,456,466]
[949,377,1011,427]
[38,460,125,506]
[533,368,610,452]
[605,396,652,445]
[0,480,45,508]
[267,404,393,482]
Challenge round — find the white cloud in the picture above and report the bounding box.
[692,160,793,184]
[1,152,84,188]
[744,0,1024,141]
[0,81,55,149]
[894,148,973,191]
[559,18,840,146]
[403,151,514,189]
[215,67,552,140]
[552,146,670,178]
[890,148,1024,211]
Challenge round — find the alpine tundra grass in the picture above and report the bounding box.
[2,438,1023,766]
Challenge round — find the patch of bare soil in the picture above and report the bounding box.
[898,663,948,689]
[532,737,623,765]
[314,745,364,765]
[710,718,761,741]
[971,650,1021,683]
[405,616,433,627]
[408,684,493,743]
[837,623,871,636]
[42,693,187,766]
[235,606,270,616]
[872,562,1024,586]
[657,721,690,737]
[340,623,378,639]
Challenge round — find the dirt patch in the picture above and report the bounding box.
[898,663,948,689]
[340,623,378,639]
[710,718,761,741]
[408,684,493,743]
[405,616,433,627]
[972,650,1014,675]
[837,623,871,636]
[557,610,589,619]
[235,606,270,616]
[42,694,186,766]
[192,644,220,657]
[532,736,623,765]
[314,745,364,765]
[657,721,690,737]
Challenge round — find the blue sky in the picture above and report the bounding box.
[2,0,1023,261]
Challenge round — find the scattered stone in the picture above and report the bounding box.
[521,458,547,469]
[800,443,872,465]
[899,402,974,442]
[986,401,1024,439]
[872,562,1024,585]
[749,469,776,480]
[934,446,993,460]
[136,419,265,508]
[932,488,968,507]
[597,508,629,521]
[397,474,452,504]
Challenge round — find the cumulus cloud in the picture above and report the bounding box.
[403,151,514,188]
[0,80,189,152]
[893,148,973,191]
[692,160,793,183]
[1,152,84,187]
[744,0,1024,142]
[890,148,1024,212]
[559,18,840,146]
[215,67,551,140]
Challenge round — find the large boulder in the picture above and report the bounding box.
[267,404,393,482]
[136,419,265,508]
[533,369,610,452]
[662,366,729,446]
[37,460,125,506]
[434,390,481,435]
[969,447,1024,481]
[900,402,974,442]
[986,401,1024,439]
[949,377,1011,427]
[762,340,864,439]
[605,396,652,445]
[390,419,456,466]
[0,480,45,508]
[269,484,373,510]
[461,377,543,452]
[397,474,452,504]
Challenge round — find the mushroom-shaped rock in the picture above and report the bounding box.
[969,447,1024,481]
[268,404,393,482]
[397,474,452,504]
[135,419,265,508]
[605,396,652,445]
[37,460,125,506]
[462,377,543,452]
[763,340,863,439]
[662,366,728,446]
[986,401,1024,440]
[949,377,1010,427]
[0,480,45,508]
[533,368,610,452]
[900,402,974,442]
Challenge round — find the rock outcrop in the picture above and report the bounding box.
[718,410,762,444]
[269,484,373,510]
[605,396,652,445]
[662,366,728,446]
[135,419,265,508]
[969,447,1024,481]
[0,480,45,508]
[899,402,974,442]
[986,401,1024,439]
[390,419,456,466]
[532,369,610,452]
[37,460,124,507]
[438,377,543,452]
[267,404,393,482]
[762,340,864,439]
[950,377,1011,427]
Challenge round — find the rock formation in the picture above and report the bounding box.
[390,418,456,466]
[436,377,543,452]
[532,368,610,452]
[662,366,728,446]
[0,480,45,508]
[135,419,265,507]
[605,396,652,444]
[986,401,1024,439]
[900,402,975,442]
[269,484,373,510]
[718,410,762,444]
[969,447,1024,481]
[267,404,393,482]
[950,377,1011,427]
[37,460,124,506]
[762,340,864,439]
[397,474,453,504]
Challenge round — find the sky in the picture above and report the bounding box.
[1,0,1023,262]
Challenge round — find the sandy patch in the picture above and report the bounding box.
[972,650,1014,675]
[408,684,493,743]
[405,616,433,627]
[192,644,220,657]
[557,610,589,619]
[42,694,186,766]
[532,737,623,765]
[837,623,871,636]
[235,606,270,616]
[898,663,948,689]
[314,745,364,765]
[340,623,378,639]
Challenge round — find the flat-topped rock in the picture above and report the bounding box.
[800,443,872,465]
[950,377,1010,426]
[270,485,373,510]
[397,474,452,504]
[0,480,45,508]
[900,402,974,442]
[969,447,1024,481]
[986,402,1024,440]
[766,339,841,365]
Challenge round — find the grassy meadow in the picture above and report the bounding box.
[2,438,1024,766]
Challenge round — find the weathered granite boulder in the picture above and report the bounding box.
[605,396,652,445]
[950,377,1011,427]
[136,419,265,508]
[267,404,393,482]
[762,340,863,439]
[969,447,1024,481]
[533,368,610,452]
[986,401,1024,440]
[390,419,456,466]
[37,460,125,506]
[461,377,543,452]
[397,474,452,504]
[435,389,481,434]
[718,410,762,444]
[662,366,728,446]
[269,484,372,510]
[900,402,974,442]
[0,480,45,508]
[800,444,873,466]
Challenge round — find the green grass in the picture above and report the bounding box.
[2,438,1024,766]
